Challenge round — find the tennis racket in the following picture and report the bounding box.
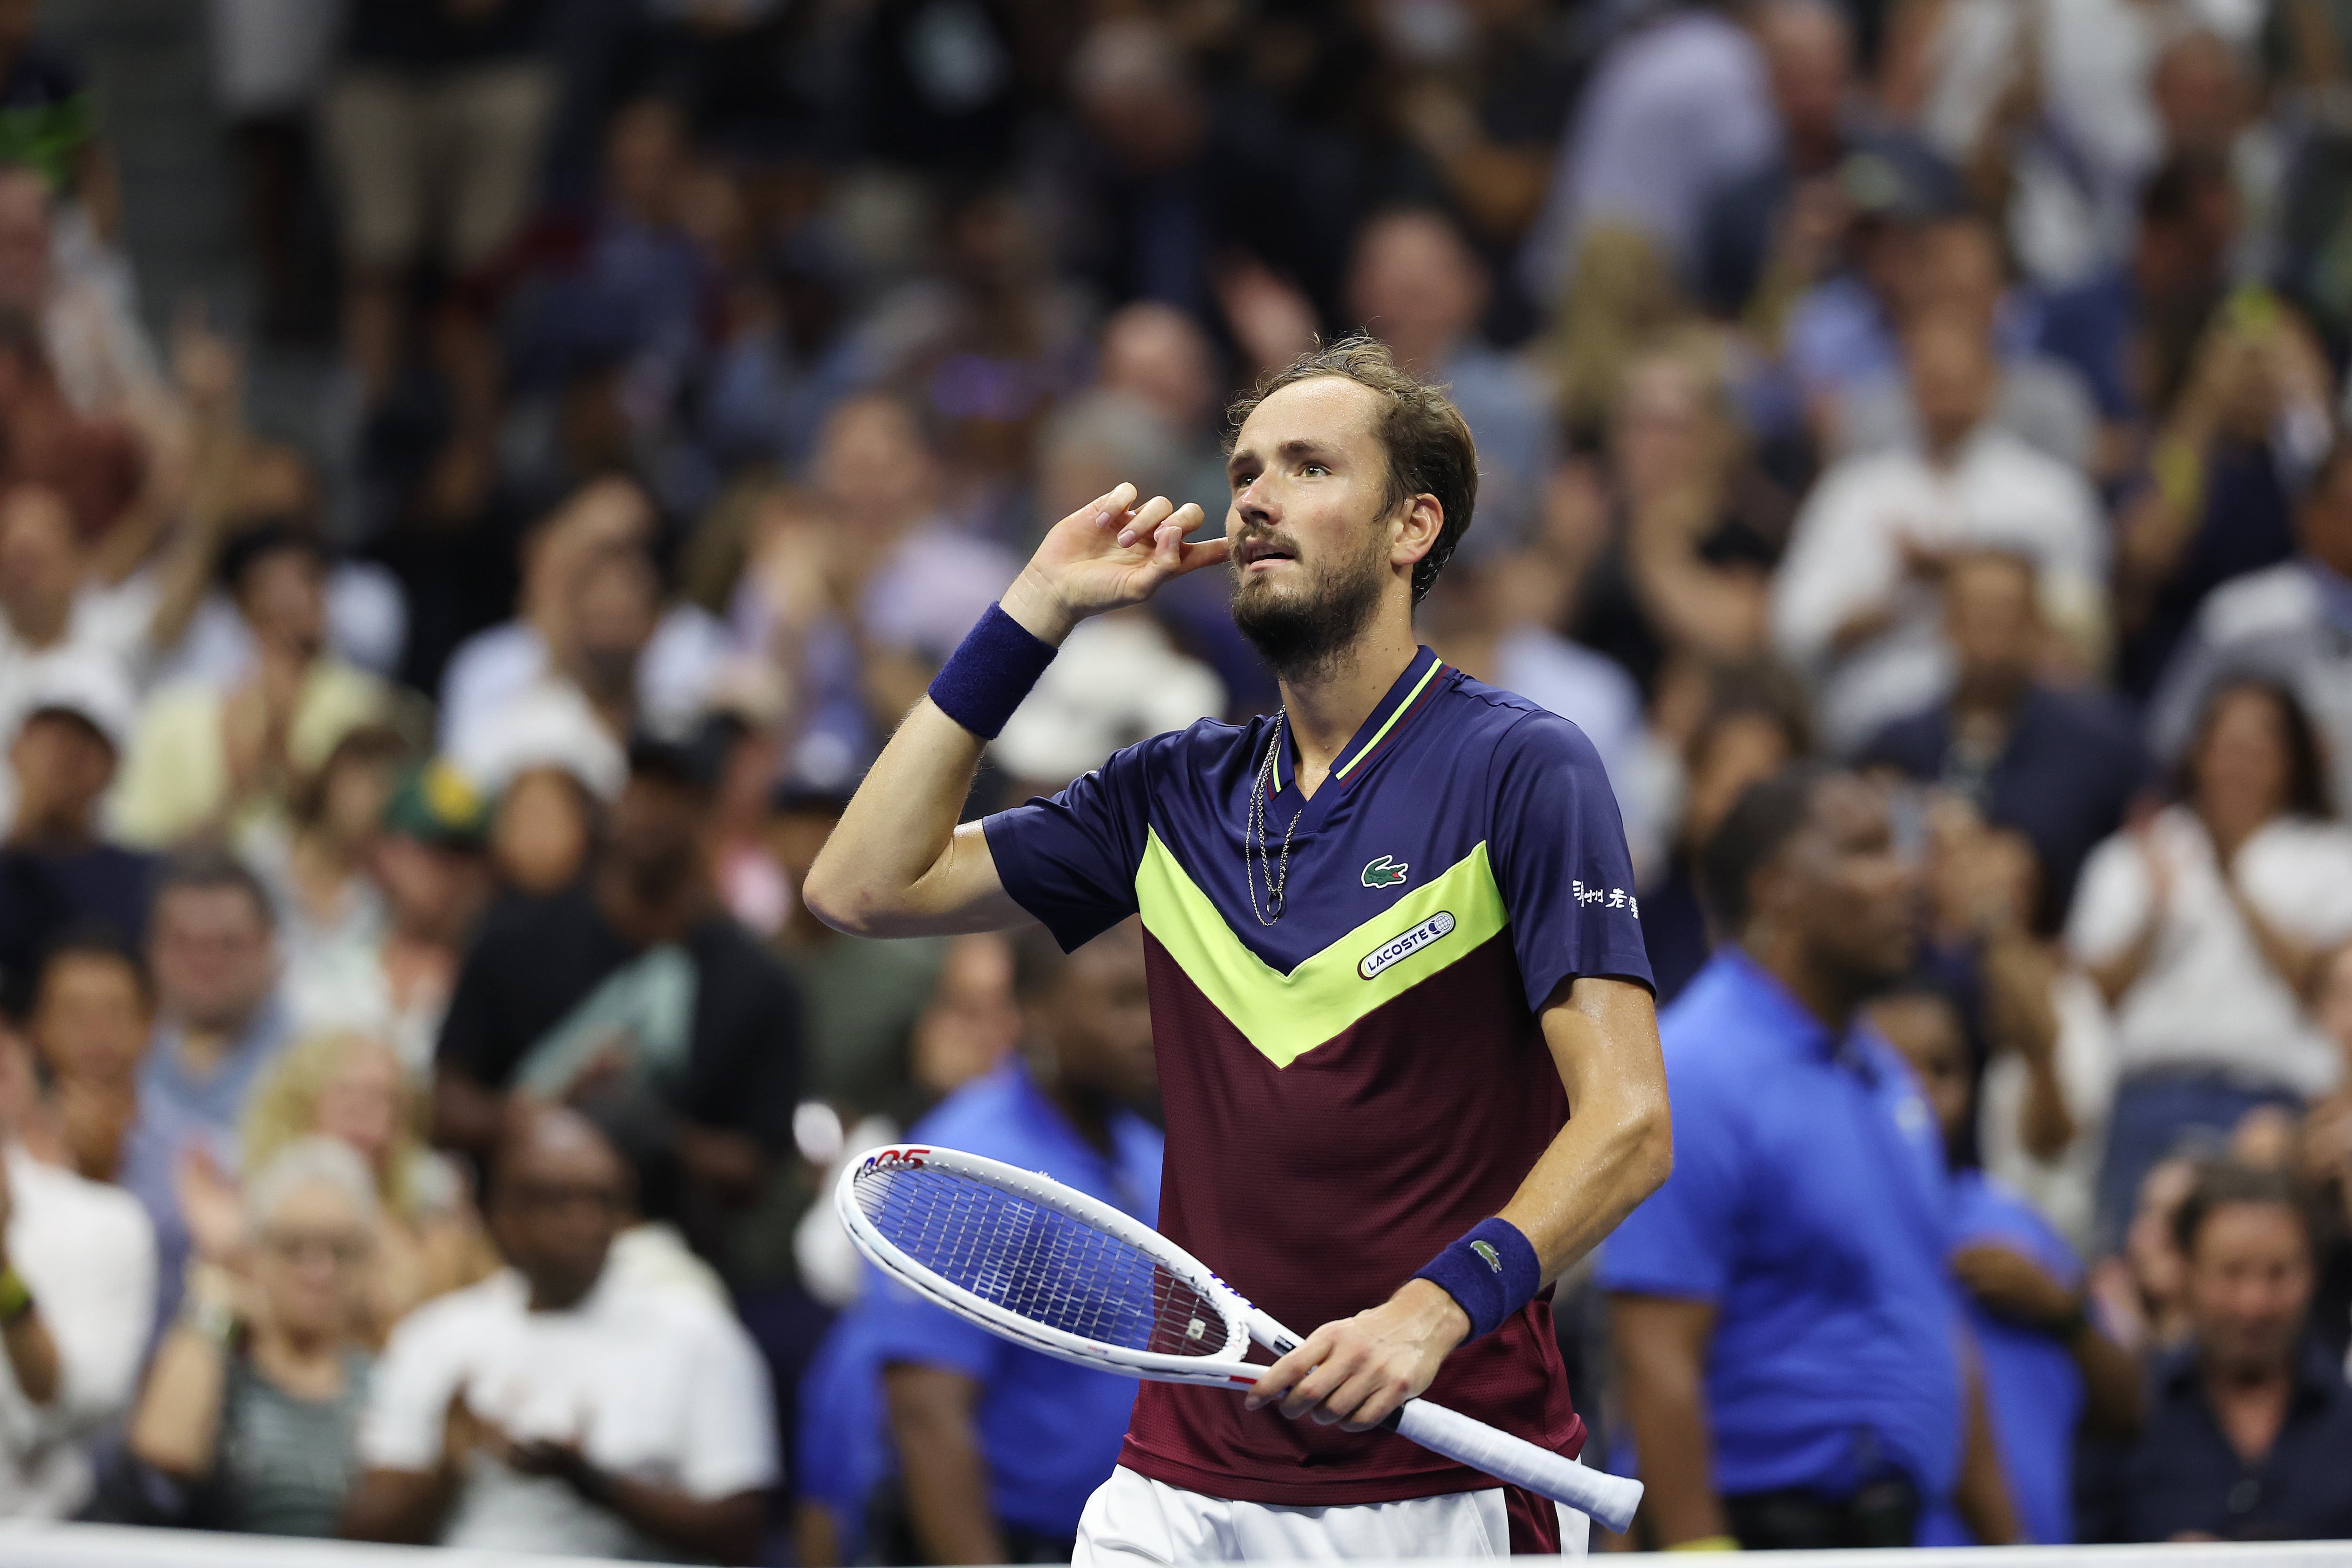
[835,1143,1645,1534]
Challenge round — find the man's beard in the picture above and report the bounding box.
[1229,528,1387,682]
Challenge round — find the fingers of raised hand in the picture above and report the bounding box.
[1115,494,1179,549]
[1069,483,1139,538]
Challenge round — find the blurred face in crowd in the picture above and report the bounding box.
[0,484,80,635]
[1754,773,1920,990]
[912,933,1021,1098]
[0,167,49,312]
[2297,450,2352,577]
[605,97,689,225]
[375,832,492,944]
[527,478,655,622]
[1347,212,1486,371]
[2153,30,2247,154]
[312,745,397,852]
[1099,303,1217,435]
[1870,989,1971,1160]
[0,0,36,53]
[1905,310,1997,458]
[1904,217,2004,332]
[253,1177,374,1343]
[1027,921,1156,1109]
[1944,552,2040,708]
[1611,352,1721,501]
[150,883,278,1035]
[1684,710,1796,854]
[815,397,938,537]
[606,771,707,907]
[32,948,151,1086]
[311,1038,406,1178]
[1225,376,1414,677]
[492,1109,631,1310]
[1073,22,1204,173]
[2185,1200,2314,1382]
[2190,683,2297,835]
[495,768,595,895]
[8,711,113,841]
[235,543,328,661]
[568,548,659,702]
[1754,0,1851,152]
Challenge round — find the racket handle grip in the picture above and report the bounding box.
[1390,1399,1644,1535]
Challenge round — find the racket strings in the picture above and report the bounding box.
[857,1165,1228,1357]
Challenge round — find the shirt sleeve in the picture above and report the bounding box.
[1487,710,1654,1010]
[981,735,1158,951]
[677,1311,782,1498]
[861,1269,1005,1383]
[355,1309,466,1472]
[2063,831,2148,967]
[1597,1059,1745,1302]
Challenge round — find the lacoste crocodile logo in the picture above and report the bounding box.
[1361,855,1409,889]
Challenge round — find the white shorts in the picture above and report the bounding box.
[1072,1465,1591,1562]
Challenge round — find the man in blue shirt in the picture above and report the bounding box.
[862,919,1164,1563]
[1867,978,2143,1544]
[1602,766,2018,1548]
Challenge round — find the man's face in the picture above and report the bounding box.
[570,552,657,698]
[236,548,327,659]
[608,774,704,896]
[0,486,78,625]
[1907,316,1996,450]
[149,886,277,1035]
[1347,215,1484,364]
[1224,377,1409,676]
[32,951,150,1085]
[2185,1202,2313,1381]
[0,171,48,310]
[1769,775,1921,988]
[2298,456,2352,578]
[815,398,937,530]
[374,834,488,942]
[8,712,112,836]
[1030,921,1156,1106]
[1869,991,1971,1153]
[491,1122,630,1308]
[1945,554,2039,696]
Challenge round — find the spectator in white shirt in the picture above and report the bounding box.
[439,478,725,768]
[0,1019,157,1518]
[2068,677,2352,1250]
[342,1106,774,1561]
[1771,305,2108,750]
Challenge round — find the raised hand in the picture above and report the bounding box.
[1000,482,1229,645]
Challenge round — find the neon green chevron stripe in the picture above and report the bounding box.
[1334,661,1443,780]
[1134,830,1508,1067]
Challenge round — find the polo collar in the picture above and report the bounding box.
[1708,948,1850,1065]
[1267,646,1447,800]
[2157,1339,2350,1416]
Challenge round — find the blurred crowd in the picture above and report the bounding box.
[0,0,2351,1556]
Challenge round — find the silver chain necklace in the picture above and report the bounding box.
[1247,713,1303,924]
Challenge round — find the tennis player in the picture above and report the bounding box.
[806,338,1671,1559]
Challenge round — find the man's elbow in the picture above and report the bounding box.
[1625,1091,1673,1201]
[800,857,885,938]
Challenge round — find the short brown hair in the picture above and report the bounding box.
[1227,335,1478,604]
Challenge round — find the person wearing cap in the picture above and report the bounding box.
[281,759,498,1079]
[0,650,152,1015]
[112,524,393,850]
[433,732,801,1274]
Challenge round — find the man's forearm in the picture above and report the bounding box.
[1610,1299,1728,1547]
[595,1474,765,1565]
[888,1369,1005,1566]
[1953,1363,2020,1545]
[1509,979,1672,1278]
[801,699,998,937]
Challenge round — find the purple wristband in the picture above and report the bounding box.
[1412,1218,1541,1342]
[928,603,1057,739]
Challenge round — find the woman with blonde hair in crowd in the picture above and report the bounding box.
[229,1032,494,1344]
[106,1138,379,1536]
